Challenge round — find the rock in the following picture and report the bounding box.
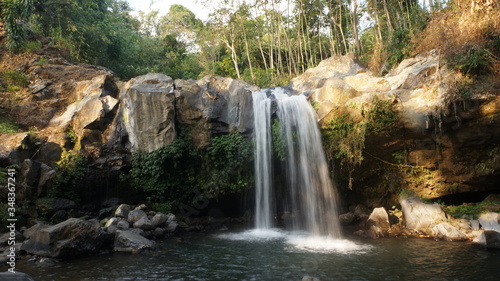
[473,230,500,249]
[114,230,157,253]
[128,209,147,224]
[113,73,176,153]
[22,222,50,240]
[0,272,36,281]
[134,204,148,211]
[151,213,169,228]
[22,218,111,258]
[153,227,165,238]
[50,209,69,222]
[432,222,468,241]
[366,207,390,239]
[104,217,121,228]
[483,194,500,202]
[478,212,500,232]
[164,219,178,233]
[36,257,58,267]
[114,204,132,218]
[98,207,114,219]
[133,216,154,230]
[117,220,130,230]
[339,212,357,225]
[0,230,24,246]
[400,197,447,231]
[302,276,321,281]
[471,220,480,230]
[101,197,121,208]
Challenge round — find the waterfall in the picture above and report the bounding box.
[252,88,341,238]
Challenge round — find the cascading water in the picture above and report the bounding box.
[252,88,341,238]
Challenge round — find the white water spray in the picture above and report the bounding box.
[252,88,341,238]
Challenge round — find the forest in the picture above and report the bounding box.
[3,0,497,88]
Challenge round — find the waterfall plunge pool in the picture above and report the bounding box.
[16,229,500,280]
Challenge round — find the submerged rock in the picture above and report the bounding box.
[114,230,157,253]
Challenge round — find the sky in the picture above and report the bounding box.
[126,0,216,21]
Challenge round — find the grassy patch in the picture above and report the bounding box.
[442,201,500,219]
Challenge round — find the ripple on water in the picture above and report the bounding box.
[216,228,287,241]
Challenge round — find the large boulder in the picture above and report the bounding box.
[473,230,500,249]
[478,212,500,232]
[366,207,390,238]
[21,218,111,258]
[112,73,176,153]
[400,197,447,231]
[128,209,147,224]
[174,76,259,147]
[431,222,468,241]
[0,272,35,281]
[114,230,157,253]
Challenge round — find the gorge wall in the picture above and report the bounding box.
[0,49,498,219]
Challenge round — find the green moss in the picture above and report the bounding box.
[442,201,500,219]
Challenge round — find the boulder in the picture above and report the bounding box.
[431,222,468,241]
[114,230,157,253]
[21,218,111,258]
[114,73,176,153]
[339,212,357,225]
[117,220,130,230]
[473,230,500,249]
[0,272,35,281]
[366,207,390,239]
[128,209,147,224]
[483,194,500,203]
[0,230,24,246]
[22,222,50,240]
[114,204,132,218]
[104,217,121,228]
[400,197,447,231]
[151,213,169,228]
[478,212,500,232]
[133,216,154,230]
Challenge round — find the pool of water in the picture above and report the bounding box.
[12,229,500,281]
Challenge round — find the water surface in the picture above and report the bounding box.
[13,229,500,281]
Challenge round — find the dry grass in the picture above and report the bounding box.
[415,0,500,75]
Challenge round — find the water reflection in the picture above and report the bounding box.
[11,232,500,281]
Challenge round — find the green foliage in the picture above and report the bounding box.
[1,0,34,52]
[1,69,30,92]
[151,202,172,214]
[272,119,287,162]
[442,201,500,219]
[64,127,79,148]
[0,203,10,229]
[20,40,42,53]
[204,131,254,195]
[0,109,21,134]
[386,29,414,69]
[323,110,366,189]
[448,46,492,76]
[49,151,87,202]
[366,96,398,135]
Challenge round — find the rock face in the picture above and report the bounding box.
[366,207,391,238]
[114,230,157,253]
[400,197,447,231]
[22,218,111,258]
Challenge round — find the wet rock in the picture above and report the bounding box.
[473,230,500,249]
[432,222,468,241]
[478,212,500,231]
[114,230,157,253]
[22,218,111,258]
[0,272,35,281]
[339,212,357,225]
[400,197,447,231]
[114,204,132,218]
[36,257,58,267]
[153,227,165,238]
[483,194,500,202]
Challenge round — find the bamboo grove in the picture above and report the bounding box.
[0,1,468,87]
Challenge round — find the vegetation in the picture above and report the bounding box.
[49,151,87,203]
[441,201,500,219]
[0,69,30,92]
[3,0,492,86]
[127,131,253,213]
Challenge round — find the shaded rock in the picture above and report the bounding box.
[400,197,447,231]
[22,222,50,240]
[151,213,169,228]
[134,204,148,211]
[52,198,78,211]
[98,207,114,219]
[0,272,35,281]
[0,230,24,246]
[114,204,132,218]
[101,197,120,208]
[114,230,157,253]
[478,212,500,232]
[128,209,147,224]
[432,222,468,241]
[473,230,500,249]
[153,227,165,238]
[117,220,130,230]
[483,194,500,203]
[339,212,357,225]
[50,209,69,222]
[133,216,153,230]
[164,220,178,233]
[21,218,111,258]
